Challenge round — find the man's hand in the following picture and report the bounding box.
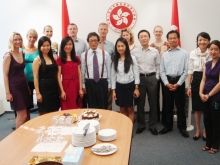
[172,84,179,91]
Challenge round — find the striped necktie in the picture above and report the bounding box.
[93,51,99,82]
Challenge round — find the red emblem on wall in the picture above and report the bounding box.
[106,2,137,33]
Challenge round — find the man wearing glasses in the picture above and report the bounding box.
[81,32,111,109]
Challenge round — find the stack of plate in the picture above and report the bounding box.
[72,125,96,147]
[98,129,117,142]
[78,120,100,133]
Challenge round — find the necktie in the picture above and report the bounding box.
[100,41,104,51]
[93,51,99,82]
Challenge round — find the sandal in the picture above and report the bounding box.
[202,146,210,151]
[209,148,218,154]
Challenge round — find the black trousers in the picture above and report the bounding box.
[164,76,186,130]
[157,79,166,124]
[203,100,220,149]
[82,94,88,108]
[85,78,108,109]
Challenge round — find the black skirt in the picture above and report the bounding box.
[191,71,203,111]
[38,79,60,112]
[115,81,135,107]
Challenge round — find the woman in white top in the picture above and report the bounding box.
[112,38,140,123]
[120,28,137,51]
[150,25,169,124]
[43,25,58,59]
[187,32,211,141]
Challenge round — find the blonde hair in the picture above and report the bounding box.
[120,28,134,45]
[153,25,163,32]
[99,22,108,27]
[27,28,38,39]
[43,25,52,32]
[8,32,25,51]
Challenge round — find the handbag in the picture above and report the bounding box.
[211,101,220,110]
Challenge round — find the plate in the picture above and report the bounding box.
[91,143,117,155]
[78,114,102,121]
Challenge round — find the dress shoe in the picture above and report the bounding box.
[180,130,189,138]
[136,127,146,134]
[159,127,172,134]
[193,134,200,141]
[149,128,158,135]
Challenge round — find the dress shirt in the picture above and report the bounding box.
[188,48,211,74]
[81,48,111,88]
[98,40,115,60]
[111,55,140,89]
[74,38,88,57]
[160,46,188,86]
[131,46,160,79]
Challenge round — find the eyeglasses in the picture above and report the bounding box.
[89,40,98,43]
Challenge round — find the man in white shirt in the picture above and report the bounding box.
[81,32,111,109]
[98,23,114,110]
[132,30,160,135]
[159,30,189,138]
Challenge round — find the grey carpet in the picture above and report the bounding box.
[0,112,219,165]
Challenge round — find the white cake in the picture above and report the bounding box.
[71,125,96,147]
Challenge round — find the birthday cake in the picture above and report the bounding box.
[81,110,99,120]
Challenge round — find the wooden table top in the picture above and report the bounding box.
[0,109,132,165]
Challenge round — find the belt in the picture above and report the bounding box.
[63,75,78,80]
[167,75,181,80]
[140,72,155,77]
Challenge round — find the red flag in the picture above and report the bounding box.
[62,0,70,38]
[171,0,181,46]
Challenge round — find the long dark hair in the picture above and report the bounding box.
[59,36,78,63]
[113,38,133,73]
[38,36,57,72]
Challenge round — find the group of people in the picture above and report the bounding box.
[3,23,220,154]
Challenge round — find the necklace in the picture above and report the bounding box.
[16,56,21,60]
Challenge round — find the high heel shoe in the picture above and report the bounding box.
[193,134,201,141]
[202,136,206,141]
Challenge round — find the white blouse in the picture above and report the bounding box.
[111,55,140,89]
[188,48,211,74]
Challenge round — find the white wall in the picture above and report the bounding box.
[0,0,220,111]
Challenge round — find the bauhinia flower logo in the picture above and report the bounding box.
[113,8,130,26]
[107,2,137,32]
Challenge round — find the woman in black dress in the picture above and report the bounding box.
[33,36,60,115]
[3,32,31,128]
